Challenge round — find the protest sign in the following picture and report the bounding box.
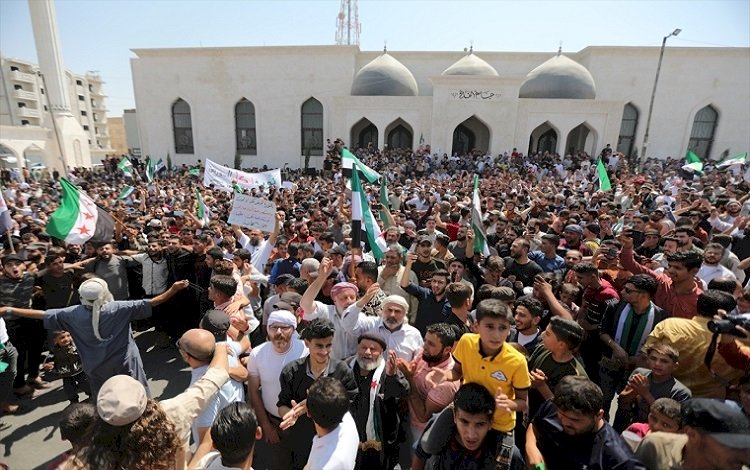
[227,194,277,232]
[203,159,282,192]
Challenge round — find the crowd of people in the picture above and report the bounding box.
[0,140,748,470]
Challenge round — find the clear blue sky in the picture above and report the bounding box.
[1,0,748,115]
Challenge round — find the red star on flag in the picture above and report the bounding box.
[370,381,378,389]
[78,225,91,236]
[83,212,94,220]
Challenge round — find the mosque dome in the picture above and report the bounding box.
[351,52,418,96]
[518,53,596,99]
[442,52,498,77]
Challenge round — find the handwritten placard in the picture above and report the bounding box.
[228,194,277,232]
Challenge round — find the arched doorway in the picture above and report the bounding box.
[452,115,490,155]
[688,105,718,159]
[384,118,413,149]
[565,122,597,156]
[528,122,558,154]
[617,103,639,157]
[350,118,378,150]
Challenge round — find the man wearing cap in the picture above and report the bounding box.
[300,258,361,360]
[635,398,750,470]
[559,224,592,257]
[377,245,419,321]
[1,278,190,397]
[636,229,662,259]
[410,235,447,288]
[348,332,409,468]
[246,310,308,468]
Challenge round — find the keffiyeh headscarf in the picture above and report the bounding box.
[79,278,114,341]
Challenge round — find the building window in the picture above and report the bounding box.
[44,105,48,111]
[81,110,87,116]
[13,84,22,90]
[76,79,83,86]
[93,113,98,122]
[21,120,29,126]
[235,98,257,155]
[688,105,718,159]
[172,98,194,154]
[10,66,19,72]
[17,102,26,108]
[88,84,93,92]
[78,95,85,101]
[40,88,44,94]
[301,97,323,156]
[616,103,639,157]
[83,125,90,131]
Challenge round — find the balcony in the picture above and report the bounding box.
[17,107,40,118]
[91,102,106,111]
[10,70,36,83]
[14,89,37,101]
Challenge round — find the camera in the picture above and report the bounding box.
[707,314,750,338]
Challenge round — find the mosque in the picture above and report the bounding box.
[130,43,747,169]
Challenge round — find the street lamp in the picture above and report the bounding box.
[639,28,681,169]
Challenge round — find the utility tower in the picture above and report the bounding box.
[335,0,361,46]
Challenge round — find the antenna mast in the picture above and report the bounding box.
[335,0,361,45]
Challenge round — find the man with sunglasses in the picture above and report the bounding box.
[598,274,669,419]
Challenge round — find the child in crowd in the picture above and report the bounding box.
[47,402,97,470]
[44,330,91,404]
[431,299,530,470]
[614,343,691,432]
[621,398,683,450]
[558,283,580,313]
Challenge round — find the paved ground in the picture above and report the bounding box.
[0,330,189,470]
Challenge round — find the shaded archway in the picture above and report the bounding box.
[565,122,597,156]
[528,121,558,155]
[385,118,413,149]
[301,97,324,156]
[172,98,194,154]
[235,98,257,155]
[617,103,639,157]
[452,115,489,155]
[688,104,718,159]
[350,118,378,150]
[23,143,45,166]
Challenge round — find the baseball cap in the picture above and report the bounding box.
[682,398,750,449]
[417,235,432,245]
[2,253,25,264]
[563,224,583,234]
[274,292,302,312]
[200,309,231,340]
[97,375,148,426]
[273,273,296,286]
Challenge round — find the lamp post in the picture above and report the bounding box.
[639,28,681,170]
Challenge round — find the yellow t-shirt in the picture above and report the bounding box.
[452,333,531,432]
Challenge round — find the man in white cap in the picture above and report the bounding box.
[0,277,189,397]
[246,309,308,469]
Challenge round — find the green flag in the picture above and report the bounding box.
[146,159,155,182]
[116,185,135,201]
[682,150,704,173]
[117,157,133,178]
[471,175,490,256]
[196,188,211,226]
[596,159,612,191]
[685,150,702,164]
[717,152,748,168]
[379,177,390,229]
[189,167,200,176]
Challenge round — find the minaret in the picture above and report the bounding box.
[28,0,91,170]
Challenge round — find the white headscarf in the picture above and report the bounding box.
[78,278,113,341]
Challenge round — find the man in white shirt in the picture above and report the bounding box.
[698,243,737,286]
[246,310,308,469]
[191,402,261,470]
[305,376,359,470]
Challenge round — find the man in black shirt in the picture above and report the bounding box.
[526,376,645,470]
[401,253,450,336]
[444,282,473,337]
[504,238,543,297]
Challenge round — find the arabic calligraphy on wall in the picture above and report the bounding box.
[449,90,500,101]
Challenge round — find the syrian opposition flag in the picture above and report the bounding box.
[189,167,201,177]
[682,150,704,173]
[379,176,391,229]
[146,159,156,182]
[47,179,115,244]
[471,175,490,257]
[116,185,135,201]
[155,158,166,173]
[195,188,211,226]
[717,152,748,168]
[351,169,386,259]
[341,148,381,183]
[118,157,133,178]
[596,158,612,191]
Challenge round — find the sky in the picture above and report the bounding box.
[1,0,748,116]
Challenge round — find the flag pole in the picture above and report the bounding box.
[6,230,15,254]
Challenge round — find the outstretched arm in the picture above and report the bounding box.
[0,306,45,320]
[149,280,190,306]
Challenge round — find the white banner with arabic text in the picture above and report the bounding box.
[203,159,282,192]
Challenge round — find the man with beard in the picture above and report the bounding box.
[354,261,386,317]
[246,310,308,469]
[343,292,423,362]
[396,323,460,445]
[708,198,743,232]
[503,238,543,297]
[525,376,644,469]
[508,296,544,353]
[528,234,566,274]
[348,332,409,469]
[697,242,737,285]
[558,225,592,257]
[410,236,447,287]
[276,318,357,470]
[447,226,469,260]
[301,258,362,360]
[401,253,450,336]
[674,226,703,255]
[84,242,141,300]
[377,245,418,321]
[126,240,170,344]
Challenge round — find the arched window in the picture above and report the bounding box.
[172,98,193,154]
[688,105,718,159]
[617,103,638,157]
[452,125,475,156]
[301,98,323,156]
[235,99,256,155]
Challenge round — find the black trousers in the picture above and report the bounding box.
[6,318,45,388]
